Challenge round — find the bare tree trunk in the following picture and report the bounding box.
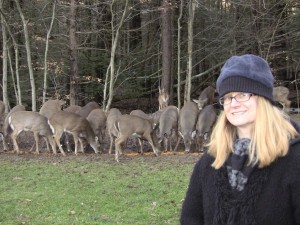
[184,0,195,103]
[1,0,8,113]
[104,0,128,112]
[177,0,183,109]
[161,0,173,103]
[14,0,36,111]
[42,0,57,104]
[7,49,17,109]
[69,0,78,106]
[0,8,22,106]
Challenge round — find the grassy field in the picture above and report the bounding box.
[0,152,200,225]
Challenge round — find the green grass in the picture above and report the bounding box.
[0,153,199,225]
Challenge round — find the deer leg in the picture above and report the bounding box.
[48,136,57,155]
[11,131,20,154]
[2,134,9,151]
[138,138,144,154]
[163,137,168,152]
[78,137,85,153]
[33,132,40,153]
[146,135,159,156]
[115,136,127,162]
[72,133,80,156]
[169,135,173,152]
[108,133,114,154]
[53,131,66,156]
[29,142,35,152]
[173,134,181,152]
[44,137,51,152]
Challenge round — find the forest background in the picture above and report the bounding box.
[0,0,300,113]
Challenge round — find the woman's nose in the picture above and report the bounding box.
[230,97,241,106]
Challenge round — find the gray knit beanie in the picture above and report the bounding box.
[216,54,274,102]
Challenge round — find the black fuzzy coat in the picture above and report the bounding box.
[180,137,300,225]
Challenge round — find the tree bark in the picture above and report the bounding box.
[177,0,183,109]
[104,0,128,112]
[184,0,196,103]
[69,0,78,105]
[15,0,36,111]
[161,0,173,103]
[1,0,8,113]
[42,0,56,104]
[0,8,22,106]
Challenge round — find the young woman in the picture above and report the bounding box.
[180,54,300,225]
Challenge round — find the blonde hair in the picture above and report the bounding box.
[207,96,298,169]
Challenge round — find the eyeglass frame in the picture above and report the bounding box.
[219,93,254,105]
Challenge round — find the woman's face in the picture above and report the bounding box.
[223,92,258,138]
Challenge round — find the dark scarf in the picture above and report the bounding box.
[212,138,270,225]
[226,138,255,191]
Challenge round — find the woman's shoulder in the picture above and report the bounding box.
[288,141,300,159]
[276,143,300,179]
[194,152,215,170]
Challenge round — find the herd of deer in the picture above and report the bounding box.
[0,85,291,162]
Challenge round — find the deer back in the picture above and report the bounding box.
[179,102,199,134]
[196,105,217,136]
[9,111,52,136]
[130,109,151,121]
[193,86,215,110]
[149,110,163,126]
[39,99,65,119]
[64,105,82,113]
[115,114,154,137]
[4,105,26,135]
[159,106,179,137]
[75,101,100,118]
[87,108,107,139]
[107,108,122,136]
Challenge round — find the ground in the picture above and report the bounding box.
[0,129,201,164]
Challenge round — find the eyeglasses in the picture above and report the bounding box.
[219,93,254,105]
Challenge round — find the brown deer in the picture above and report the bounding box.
[158,106,180,152]
[193,86,215,110]
[75,101,100,118]
[179,102,199,153]
[114,114,160,162]
[158,87,169,110]
[273,86,291,112]
[8,111,56,154]
[129,109,153,152]
[63,104,82,152]
[48,111,100,156]
[195,105,217,151]
[86,108,107,142]
[39,99,65,119]
[106,108,122,154]
[2,105,26,151]
[64,105,82,113]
